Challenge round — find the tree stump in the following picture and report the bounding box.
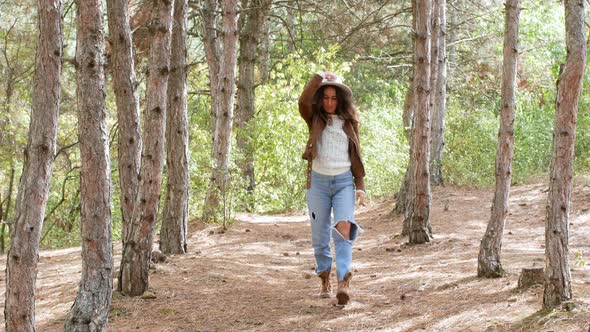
[151,250,167,263]
[517,267,544,289]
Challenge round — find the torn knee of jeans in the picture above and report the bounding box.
[335,220,350,226]
[334,220,359,241]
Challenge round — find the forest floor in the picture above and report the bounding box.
[2,178,590,331]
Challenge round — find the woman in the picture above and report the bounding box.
[298,71,366,305]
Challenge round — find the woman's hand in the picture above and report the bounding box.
[356,190,366,207]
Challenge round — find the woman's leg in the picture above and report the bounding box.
[331,172,359,282]
[335,221,351,240]
[307,174,333,276]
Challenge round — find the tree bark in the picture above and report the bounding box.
[4,0,63,330]
[119,0,174,296]
[161,0,189,255]
[396,0,416,229]
[64,0,112,329]
[258,14,271,85]
[201,0,221,143]
[543,0,586,309]
[478,0,520,278]
[430,0,447,186]
[236,0,272,211]
[428,0,439,153]
[399,78,415,236]
[409,0,432,245]
[202,0,240,222]
[106,0,142,254]
[200,0,221,221]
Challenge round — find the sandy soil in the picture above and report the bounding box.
[2,179,590,331]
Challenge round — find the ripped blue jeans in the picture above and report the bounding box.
[307,170,360,281]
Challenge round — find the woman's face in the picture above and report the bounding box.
[322,87,338,114]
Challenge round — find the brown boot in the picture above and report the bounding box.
[318,271,332,298]
[336,272,352,305]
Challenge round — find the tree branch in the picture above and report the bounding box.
[54,141,79,161]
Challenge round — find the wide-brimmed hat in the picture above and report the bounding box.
[319,75,353,97]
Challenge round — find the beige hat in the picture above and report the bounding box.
[319,75,352,97]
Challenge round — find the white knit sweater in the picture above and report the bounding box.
[312,115,351,175]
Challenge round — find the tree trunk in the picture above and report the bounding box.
[477,0,520,279]
[1,166,16,254]
[4,0,63,330]
[236,0,272,212]
[395,0,416,225]
[119,0,174,296]
[201,0,221,144]
[446,2,457,79]
[161,0,189,255]
[401,165,415,237]
[258,15,271,85]
[395,77,414,219]
[202,0,240,222]
[543,0,586,309]
[200,0,221,221]
[428,0,439,152]
[64,0,112,329]
[399,78,415,235]
[106,0,142,253]
[409,0,432,245]
[430,0,447,186]
[286,0,296,53]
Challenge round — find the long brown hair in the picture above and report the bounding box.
[312,85,358,124]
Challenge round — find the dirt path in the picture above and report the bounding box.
[2,180,590,331]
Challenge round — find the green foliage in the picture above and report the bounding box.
[187,63,215,218]
[349,64,408,198]
[574,250,585,267]
[511,91,554,183]
[444,98,498,186]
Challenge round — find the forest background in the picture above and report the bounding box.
[0,0,588,251]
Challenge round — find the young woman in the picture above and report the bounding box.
[298,71,366,305]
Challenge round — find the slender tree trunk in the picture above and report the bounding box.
[200,0,220,221]
[106,0,142,254]
[447,2,457,79]
[161,0,189,255]
[64,0,112,329]
[202,0,240,222]
[399,78,415,236]
[430,0,447,186]
[258,15,271,85]
[1,166,15,254]
[428,0,439,150]
[543,0,586,309]
[409,0,432,245]
[4,0,63,330]
[119,0,174,296]
[202,0,221,145]
[396,0,416,225]
[236,0,272,211]
[286,0,296,53]
[478,0,520,278]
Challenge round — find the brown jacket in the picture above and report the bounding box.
[298,74,366,191]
